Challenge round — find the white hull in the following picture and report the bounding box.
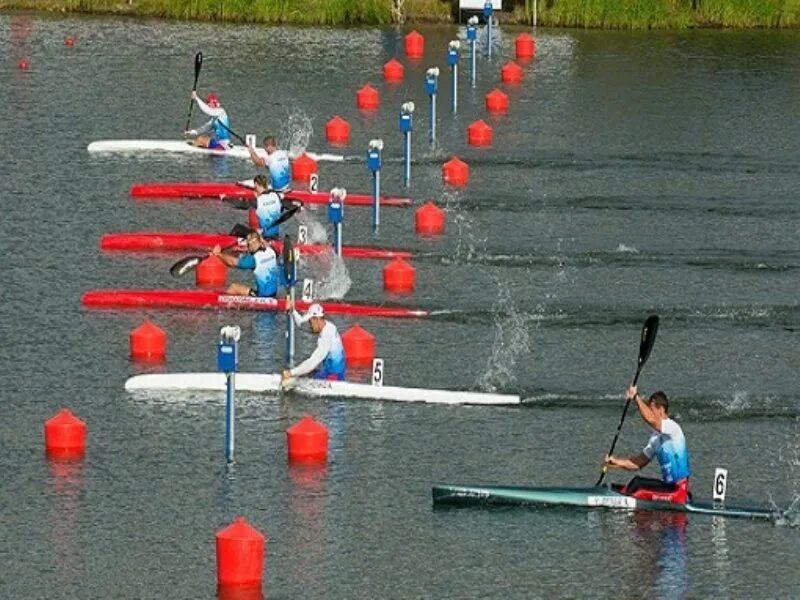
[87,139,344,162]
[124,373,520,406]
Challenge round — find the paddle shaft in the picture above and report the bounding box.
[184,52,203,132]
[596,368,644,486]
[283,235,296,366]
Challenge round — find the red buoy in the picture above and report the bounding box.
[248,208,259,231]
[325,115,350,145]
[516,33,536,60]
[215,517,265,587]
[65,36,75,47]
[383,58,404,82]
[44,409,86,457]
[415,201,445,235]
[501,61,524,85]
[356,84,379,111]
[442,156,469,187]
[404,30,425,59]
[485,89,509,114]
[130,319,167,361]
[18,58,29,70]
[290,152,318,183]
[341,325,375,366]
[286,415,328,464]
[383,257,415,293]
[468,119,493,147]
[195,255,227,287]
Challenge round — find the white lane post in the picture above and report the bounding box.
[399,102,414,188]
[217,326,240,463]
[467,16,478,88]
[447,41,460,114]
[425,68,439,145]
[367,140,383,232]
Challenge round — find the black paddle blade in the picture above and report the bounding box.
[170,255,202,277]
[193,52,203,85]
[282,234,294,285]
[274,205,300,228]
[229,223,253,238]
[635,315,660,374]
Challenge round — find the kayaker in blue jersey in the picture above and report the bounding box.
[281,301,347,382]
[186,91,232,150]
[211,230,284,297]
[247,135,291,194]
[251,174,295,239]
[603,386,691,498]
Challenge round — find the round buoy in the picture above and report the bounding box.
[44,409,86,457]
[215,517,265,587]
[356,84,379,111]
[290,152,318,183]
[383,258,415,293]
[442,156,469,187]
[468,120,493,147]
[248,208,259,231]
[65,36,75,47]
[325,115,350,145]
[415,201,445,235]
[485,89,509,114]
[286,415,328,463]
[516,33,536,60]
[404,30,424,59]
[18,58,29,70]
[501,61,524,85]
[196,255,227,287]
[130,320,167,361]
[341,325,375,366]
[383,58,404,83]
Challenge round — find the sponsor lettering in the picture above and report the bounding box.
[587,495,636,509]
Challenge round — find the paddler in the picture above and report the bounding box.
[603,386,692,498]
[211,230,284,297]
[251,174,296,239]
[185,91,232,150]
[248,135,291,194]
[281,301,346,382]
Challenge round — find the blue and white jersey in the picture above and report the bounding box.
[643,418,691,483]
[289,320,347,380]
[236,246,280,297]
[195,97,231,143]
[265,150,291,192]
[255,191,282,238]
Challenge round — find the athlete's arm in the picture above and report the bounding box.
[290,331,332,377]
[195,96,226,118]
[627,385,662,431]
[249,146,267,168]
[604,452,650,471]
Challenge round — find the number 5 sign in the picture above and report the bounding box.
[372,358,384,386]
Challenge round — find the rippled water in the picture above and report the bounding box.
[1,12,798,599]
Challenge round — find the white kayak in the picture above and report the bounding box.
[87,139,345,162]
[124,373,521,406]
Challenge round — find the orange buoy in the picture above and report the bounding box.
[290,152,318,183]
[286,415,328,463]
[356,84,379,111]
[44,409,86,457]
[383,257,415,293]
[215,517,265,587]
[196,255,227,287]
[442,156,469,187]
[485,89,509,114]
[341,325,375,366]
[468,119,493,147]
[325,115,350,145]
[501,61,523,84]
[516,33,536,60]
[18,58,29,70]
[248,208,259,231]
[415,201,445,235]
[130,319,167,361]
[404,30,424,59]
[383,58,404,82]
[65,36,75,47]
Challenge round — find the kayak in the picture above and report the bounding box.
[87,140,345,163]
[129,182,413,207]
[82,289,428,319]
[100,233,412,261]
[431,484,779,520]
[125,373,520,406]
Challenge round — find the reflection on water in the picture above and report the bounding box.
[288,463,328,590]
[632,511,689,600]
[46,457,85,592]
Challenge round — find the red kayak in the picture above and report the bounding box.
[81,289,428,319]
[130,183,412,207]
[100,233,411,261]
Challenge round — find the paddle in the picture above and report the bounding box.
[595,314,660,486]
[215,119,248,145]
[184,52,203,133]
[283,234,296,370]
[168,206,300,277]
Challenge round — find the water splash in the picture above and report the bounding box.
[616,243,639,254]
[302,253,351,300]
[281,110,314,156]
[296,209,328,244]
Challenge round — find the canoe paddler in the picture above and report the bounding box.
[281,301,346,382]
[185,91,232,150]
[603,386,692,498]
[211,230,285,297]
[248,135,291,194]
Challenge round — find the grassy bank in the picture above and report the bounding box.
[3,0,800,27]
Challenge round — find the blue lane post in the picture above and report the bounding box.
[367,139,383,232]
[447,41,460,114]
[399,102,414,188]
[425,68,439,146]
[467,16,478,88]
[484,1,494,58]
[328,188,345,257]
[218,325,240,463]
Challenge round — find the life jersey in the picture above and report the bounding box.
[195,96,231,143]
[255,191,282,238]
[264,150,291,192]
[290,319,346,380]
[236,246,281,297]
[642,418,691,484]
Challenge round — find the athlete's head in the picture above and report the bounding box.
[305,303,325,332]
[205,93,220,107]
[263,135,277,153]
[245,230,264,252]
[648,391,669,416]
[253,174,268,192]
